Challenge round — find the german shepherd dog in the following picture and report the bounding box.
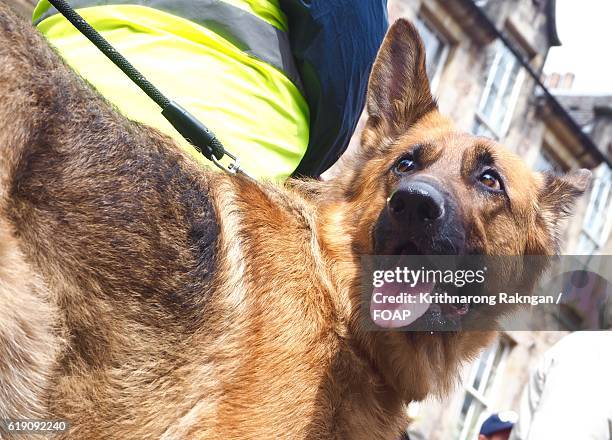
[0,4,590,439]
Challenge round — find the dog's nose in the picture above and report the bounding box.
[388,182,445,225]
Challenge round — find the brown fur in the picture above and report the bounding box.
[0,6,589,439]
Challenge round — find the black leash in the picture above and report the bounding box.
[46,0,251,177]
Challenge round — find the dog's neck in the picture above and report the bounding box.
[202,175,410,438]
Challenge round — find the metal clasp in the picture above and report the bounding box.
[211,150,254,180]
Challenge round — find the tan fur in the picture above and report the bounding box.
[0,7,588,439]
[0,220,62,425]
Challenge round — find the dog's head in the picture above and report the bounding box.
[346,19,590,259]
[323,19,590,401]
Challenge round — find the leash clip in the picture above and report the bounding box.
[163,101,254,179]
[211,150,254,179]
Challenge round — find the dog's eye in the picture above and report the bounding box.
[394,157,416,174]
[478,170,503,191]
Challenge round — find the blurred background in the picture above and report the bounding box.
[8,1,612,438]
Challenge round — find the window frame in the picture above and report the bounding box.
[455,337,512,440]
[473,41,525,140]
[413,14,450,93]
[576,166,612,254]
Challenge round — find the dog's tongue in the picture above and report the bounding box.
[370,281,434,329]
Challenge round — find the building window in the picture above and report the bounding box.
[576,166,612,254]
[455,337,511,440]
[414,16,449,92]
[473,41,525,140]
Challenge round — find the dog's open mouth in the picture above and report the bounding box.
[369,277,435,329]
[437,292,471,317]
[370,241,474,330]
[431,283,472,322]
[369,282,472,330]
[370,241,429,329]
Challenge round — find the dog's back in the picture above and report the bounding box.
[0,4,225,437]
[0,6,381,439]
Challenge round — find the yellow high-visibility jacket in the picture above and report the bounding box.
[34,0,309,181]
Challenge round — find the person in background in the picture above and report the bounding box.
[509,331,612,440]
[33,0,388,181]
[479,412,516,440]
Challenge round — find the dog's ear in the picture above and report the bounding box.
[365,19,437,134]
[538,169,591,249]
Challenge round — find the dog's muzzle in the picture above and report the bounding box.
[375,178,465,255]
